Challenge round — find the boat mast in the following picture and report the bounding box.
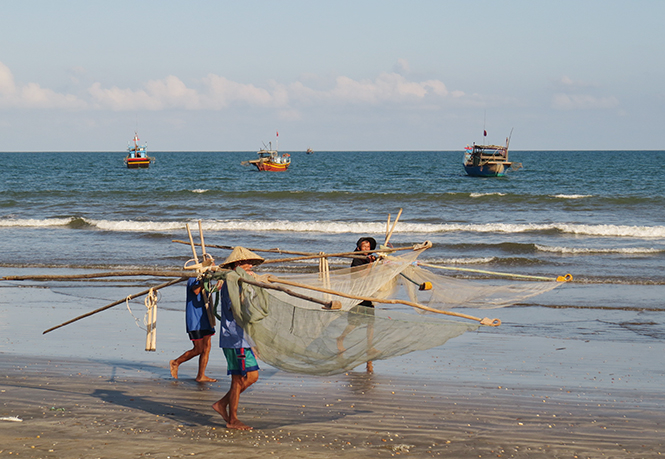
[483,110,487,146]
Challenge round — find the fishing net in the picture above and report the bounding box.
[264,249,423,311]
[208,250,560,375]
[400,264,561,310]
[223,266,478,375]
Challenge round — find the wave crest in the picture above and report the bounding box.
[2,218,665,238]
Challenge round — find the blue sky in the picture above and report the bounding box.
[1,1,663,151]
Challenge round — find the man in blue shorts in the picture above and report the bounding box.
[212,246,264,430]
[170,277,217,382]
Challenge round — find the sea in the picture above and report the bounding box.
[1,150,664,378]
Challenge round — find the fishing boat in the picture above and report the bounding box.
[306,148,314,154]
[124,132,154,169]
[243,142,291,172]
[463,130,520,177]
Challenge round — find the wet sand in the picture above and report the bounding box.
[1,352,663,459]
[1,278,664,458]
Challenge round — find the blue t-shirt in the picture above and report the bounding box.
[185,278,214,333]
[218,281,251,349]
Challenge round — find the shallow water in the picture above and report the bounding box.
[1,150,664,353]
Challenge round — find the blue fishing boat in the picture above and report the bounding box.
[463,130,520,177]
[124,132,154,169]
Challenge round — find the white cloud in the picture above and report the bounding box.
[0,61,86,109]
[202,74,276,108]
[329,72,449,104]
[0,62,16,96]
[552,93,619,110]
[1,60,458,112]
[89,76,201,111]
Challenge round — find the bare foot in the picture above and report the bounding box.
[226,419,253,430]
[212,400,230,424]
[196,375,218,383]
[169,360,179,379]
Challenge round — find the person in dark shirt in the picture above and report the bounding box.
[339,236,379,373]
[170,277,217,382]
[350,236,377,267]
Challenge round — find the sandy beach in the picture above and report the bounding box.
[0,289,665,458]
[1,274,664,458]
[1,348,663,459]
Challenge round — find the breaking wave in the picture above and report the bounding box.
[535,244,664,255]
[550,194,593,199]
[2,217,665,239]
[469,192,506,198]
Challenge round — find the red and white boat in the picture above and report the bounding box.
[243,133,291,171]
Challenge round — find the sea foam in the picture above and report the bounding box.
[3,217,665,239]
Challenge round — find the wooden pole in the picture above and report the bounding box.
[418,262,572,282]
[385,208,402,246]
[171,240,314,256]
[261,245,418,265]
[171,240,424,265]
[2,270,191,281]
[386,213,391,241]
[265,275,500,326]
[42,277,187,334]
[198,220,207,257]
[186,223,199,264]
[237,276,341,310]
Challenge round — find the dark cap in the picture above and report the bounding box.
[356,237,377,251]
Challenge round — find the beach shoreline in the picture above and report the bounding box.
[1,351,663,459]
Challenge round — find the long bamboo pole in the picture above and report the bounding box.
[171,240,314,256]
[42,277,187,334]
[386,213,391,241]
[385,208,402,246]
[2,270,191,281]
[171,240,423,264]
[237,276,341,310]
[186,223,199,264]
[418,262,573,282]
[198,220,207,257]
[265,275,500,326]
[261,245,421,265]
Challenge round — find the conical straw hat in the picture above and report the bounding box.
[221,246,265,269]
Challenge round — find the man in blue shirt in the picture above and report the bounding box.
[170,277,217,382]
[212,246,264,430]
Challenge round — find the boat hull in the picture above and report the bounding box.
[253,161,289,172]
[126,157,151,169]
[464,163,508,177]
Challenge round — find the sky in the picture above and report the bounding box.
[1,1,663,151]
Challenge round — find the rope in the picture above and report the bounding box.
[124,288,160,351]
[144,288,158,351]
[126,296,146,331]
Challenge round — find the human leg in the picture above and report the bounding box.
[195,335,216,382]
[170,338,207,379]
[227,371,258,429]
[213,349,259,430]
